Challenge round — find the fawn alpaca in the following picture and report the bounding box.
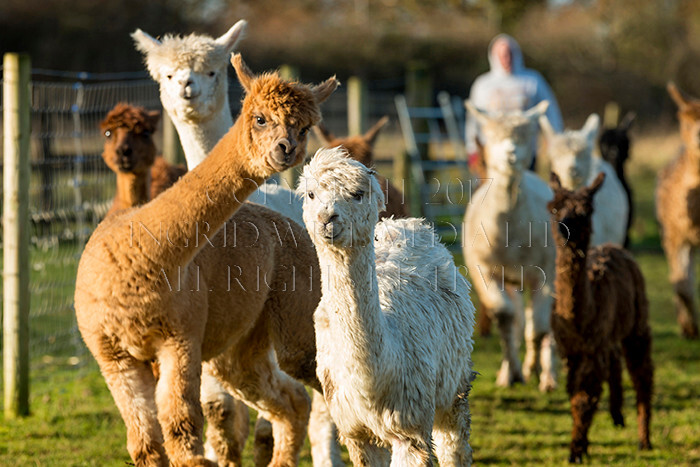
[75,54,337,466]
[656,82,700,338]
[549,172,653,463]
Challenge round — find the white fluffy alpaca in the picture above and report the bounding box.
[463,101,557,392]
[132,22,339,466]
[540,113,629,247]
[299,147,476,466]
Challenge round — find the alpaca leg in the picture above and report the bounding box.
[100,355,167,466]
[667,242,699,338]
[201,369,249,466]
[210,320,310,467]
[390,437,434,467]
[608,351,625,427]
[253,415,274,467]
[567,357,602,464]
[308,390,344,467]
[521,303,539,383]
[488,292,522,387]
[622,333,654,450]
[531,287,557,392]
[433,388,472,467]
[476,303,493,337]
[344,438,391,467]
[155,339,214,467]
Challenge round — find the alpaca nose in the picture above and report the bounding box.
[274,138,298,166]
[323,214,339,226]
[117,146,133,158]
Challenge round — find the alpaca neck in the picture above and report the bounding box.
[553,238,591,321]
[486,165,524,208]
[115,171,151,209]
[170,97,234,169]
[130,117,263,270]
[318,241,390,369]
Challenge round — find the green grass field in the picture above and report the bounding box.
[2,130,700,465]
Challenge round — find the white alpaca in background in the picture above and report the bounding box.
[132,22,340,466]
[540,113,629,247]
[463,101,557,392]
[300,148,475,466]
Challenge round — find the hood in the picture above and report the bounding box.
[487,34,524,75]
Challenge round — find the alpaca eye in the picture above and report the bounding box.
[300,126,309,136]
[166,74,173,80]
[104,130,112,138]
[141,130,151,138]
[352,191,364,201]
[308,192,315,200]
[255,116,267,127]
[208,71,215,77]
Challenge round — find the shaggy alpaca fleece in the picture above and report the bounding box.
[656,82,700,339]
[300,148,475,466]
[75,54,337,467]
[549,173,653,463]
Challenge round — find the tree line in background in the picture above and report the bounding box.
[2,0,700,124]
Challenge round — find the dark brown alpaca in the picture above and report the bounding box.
[100,103,186,216]
[548,172,653,463]
[656,82,700,338]
[314,116,409,219]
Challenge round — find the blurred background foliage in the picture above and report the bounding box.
[2,0,700,124]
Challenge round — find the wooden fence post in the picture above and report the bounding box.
[3,52,31,418]
[347,76,368,136]
[279,65,300,190]
[162,109,185,166]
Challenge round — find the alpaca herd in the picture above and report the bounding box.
[77,19,700,467]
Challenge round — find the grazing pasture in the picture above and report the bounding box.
[1,129,699,465]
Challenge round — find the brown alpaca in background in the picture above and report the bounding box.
[656,82,700,339]
[314,116,409,219]
[548,172,653,463]
[100,103,186,217]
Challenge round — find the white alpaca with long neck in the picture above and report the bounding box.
[463,101,557,392]
[132,21,245,168]
[541,113,629,247]
[133,21,306,226]
[300,148,475,466]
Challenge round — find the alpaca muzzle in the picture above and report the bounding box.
[271,138,298,168]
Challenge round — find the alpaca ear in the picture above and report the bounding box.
[363,116,389,145]
[131,29,162,55]
[311,77,340,104]
[215,20,247,53]
[313,124,335,144]
[619,111,636,132]
[586,171,606,197]
[231,53,254,93]
[668,82,689,109]
[549,171,563,191]
[539,114,556,140]
[524,100,549,120]
[465,100,490,126]
[582,113,600,144]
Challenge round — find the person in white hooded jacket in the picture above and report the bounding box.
[466,33,564,171]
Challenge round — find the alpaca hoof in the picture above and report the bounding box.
[639,440,652,451]
[182,456,218,467]
[569,453,583,464]
[681,325,699,340]
[538,377,557,393]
